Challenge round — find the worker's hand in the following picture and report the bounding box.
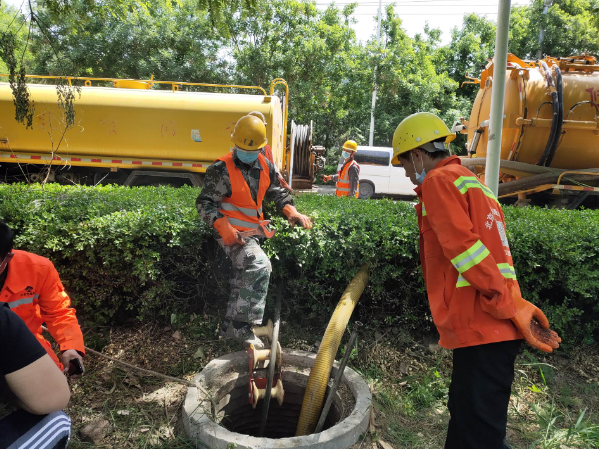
[283,204,313,230]
[214,217,245,246]
[61,349,85,379]
[511,295,561,353]
[321,174,331,183]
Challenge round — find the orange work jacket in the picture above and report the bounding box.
[0,250,85,369]
[217,151,271,231]
[336,160,359,198]
[415,156,522,349]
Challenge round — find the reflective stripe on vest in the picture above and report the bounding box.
[453,176,498,203]
[226,217,260,229]
[497,263,517,280]
[8,294,39,308]
[456,263,517,288]
[336,160,359,198]
[217,151,271,231]
[220,202,263,217]
[450,240,490,274]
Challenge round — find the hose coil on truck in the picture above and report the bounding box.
[458,54,599,208]
[0,76,323,188]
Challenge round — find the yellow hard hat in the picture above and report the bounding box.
[231,115,268,151]
[248,110,267,125]
[391,112,456,165]
[342,140,358,152]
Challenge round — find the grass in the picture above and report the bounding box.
[7,317,596,449]
[359,340,599,449]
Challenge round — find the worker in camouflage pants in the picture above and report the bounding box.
[219,241,271,329]
[196,115,312,348]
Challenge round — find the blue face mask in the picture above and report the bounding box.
[236,148,259,164]
[411,152,427,185]
[342,151,351,159]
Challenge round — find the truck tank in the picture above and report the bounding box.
[461,54,599,207]
[0,77,287,185]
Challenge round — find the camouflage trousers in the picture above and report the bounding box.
[218,237,272,326]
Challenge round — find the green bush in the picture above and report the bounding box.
[0,183,598,344]
[0,184,213,324]
[505,206,599,345]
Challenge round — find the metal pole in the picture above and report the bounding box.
[485,0,512,196]
[258,283,282,437]
[368,0,383,147]
[314,325,360,434]
[536,0,552,60]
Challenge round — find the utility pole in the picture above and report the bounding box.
[368,0,382,147]
[536,0,553,59]
[485,0,512,196]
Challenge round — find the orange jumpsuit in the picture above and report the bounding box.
[0,250,85,370]
[415,156,523,349]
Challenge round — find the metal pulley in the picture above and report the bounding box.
[288,121,326,190]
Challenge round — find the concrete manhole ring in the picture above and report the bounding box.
[183,349,371,449]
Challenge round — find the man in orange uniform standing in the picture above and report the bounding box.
[322,140,360,198]
[0,221,85,375]
[391,113,561,449]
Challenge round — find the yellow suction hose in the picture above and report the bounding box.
[295,263,370,436]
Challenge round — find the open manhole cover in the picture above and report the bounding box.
[183,349,371,449]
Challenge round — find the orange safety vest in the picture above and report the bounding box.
[0,250,85,370]
[263,144,274,165]
[336,160,359,198]
[415,156,522,350]
[217,151,271,231]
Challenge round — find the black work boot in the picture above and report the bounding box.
[219,320,265,349]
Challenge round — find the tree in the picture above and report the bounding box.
[30,0,228,83]
[368,5,464,147]
[225,0,373,149]
[0,4,34,74]
[435,14,496,102]
[509,0,599,59]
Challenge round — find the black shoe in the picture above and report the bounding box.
[219,320,265,349]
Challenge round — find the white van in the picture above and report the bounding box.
[337,146,416,199]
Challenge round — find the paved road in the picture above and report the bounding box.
[315,185,336,195]
[297,184,416,201]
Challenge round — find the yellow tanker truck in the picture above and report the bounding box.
[458,54,599,208]
[0,76,323,187]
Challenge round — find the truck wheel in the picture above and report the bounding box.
[359,181,375,199]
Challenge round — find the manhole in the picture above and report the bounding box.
[183,349,371,449]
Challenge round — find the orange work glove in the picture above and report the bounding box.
[321,174,331,182]
[511,293,561,353]
[282,204,313,229]
[213,217,245,246]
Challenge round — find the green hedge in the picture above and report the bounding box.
[0,184,598,344]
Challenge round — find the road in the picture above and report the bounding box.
[296,184,416,201]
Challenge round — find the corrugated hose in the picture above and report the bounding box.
[295,262,370,436]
